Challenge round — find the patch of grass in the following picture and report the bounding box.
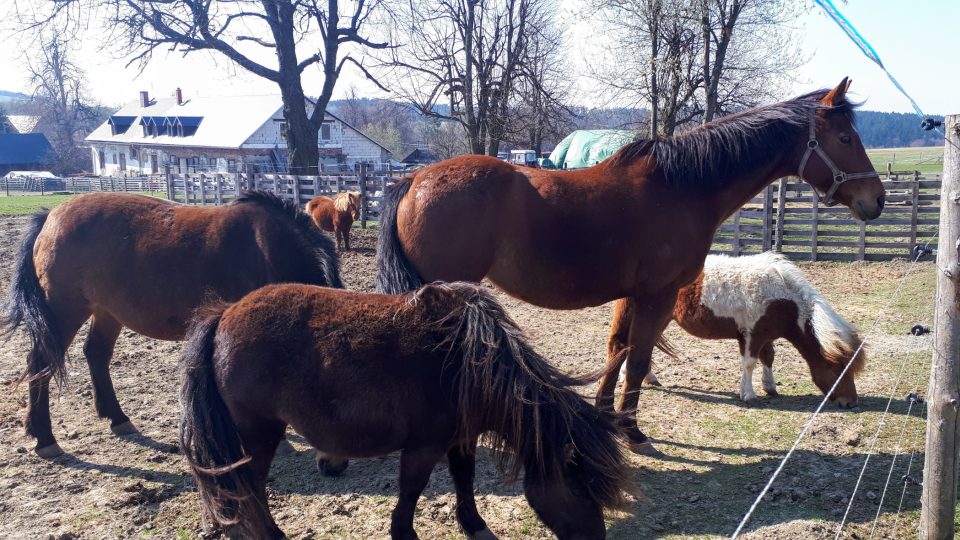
[867,146,944,175]
[0,191,169,215]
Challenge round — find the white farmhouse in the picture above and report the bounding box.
[86,90,391,176]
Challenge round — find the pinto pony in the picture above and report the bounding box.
[305,191,360,250]
[1,192,341,458]
[178,282,629,540]
[632,252,866,407]
[374,79,885,451]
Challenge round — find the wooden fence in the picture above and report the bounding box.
[167,168,941,262]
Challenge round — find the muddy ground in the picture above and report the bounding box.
[0,215,938,539]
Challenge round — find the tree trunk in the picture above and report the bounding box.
[278,78,320,174]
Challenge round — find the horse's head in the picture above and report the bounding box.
[793,78,886,222]
[348,192,360,220]
[808,339,866,409]
[522,404,629,539]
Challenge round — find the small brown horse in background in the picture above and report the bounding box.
[626,252,866,406]
[305,191,360,250]
[179,282,629,540]
[1,192,341,458]
[375,79,885,452]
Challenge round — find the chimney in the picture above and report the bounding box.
[175,88,183,105]
[139,91,150,107]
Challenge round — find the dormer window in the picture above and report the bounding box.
[108,116,136,135]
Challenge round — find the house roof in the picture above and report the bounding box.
[0,133,55,165]
[87,93,393,155]
[401,148,436,163]
[7,115,40,134]
[87,94,284,149]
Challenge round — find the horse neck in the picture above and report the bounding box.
[705,156,794,227]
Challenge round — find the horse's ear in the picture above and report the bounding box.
[821,77,850,107]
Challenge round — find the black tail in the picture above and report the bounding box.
[1,210,66,386]
[178,304,269,536]
[375,178,423,294]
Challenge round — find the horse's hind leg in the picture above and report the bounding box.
[758,341,778,396]
[447,441,495,539]
[25,302,88,458]
[597,298,633,411]
[230,420,286,539]
[83,311,135,435]
[390,446,446,540]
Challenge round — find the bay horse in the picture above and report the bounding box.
[1,191,342,458]
[179,282,629,539]
[635,252,866,405]
[305,191,360,251]
[374,79,885,452]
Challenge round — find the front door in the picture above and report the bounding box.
[150,154,158,174]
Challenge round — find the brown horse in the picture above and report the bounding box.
[305,191,360,250]
[374,79,885,451]
[633,252,865,405]
[1,191,341,458]
[179,282,629,539]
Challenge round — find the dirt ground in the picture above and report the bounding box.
[0,216,939,539]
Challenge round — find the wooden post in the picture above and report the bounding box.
[165,165,172,201]
[910,172,921,252]
[920,114,960,540]
[313,176,320,198]
[857,220,866,261]
[732,211,742,256]
[199,173,206,206]
[762,184,773,252]
[215,174,223,205]
[775,178,787,252]
[810,190,819,262]
[293,175,301,204]
[359,164,368,228]
[3,176,7,197]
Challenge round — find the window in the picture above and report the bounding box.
[98,151,105,170]
[279,121,289,139]
[227,159,237,173]
[320,123,332,141]
[119,153,127,171]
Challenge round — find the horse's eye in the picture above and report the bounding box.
[840,135,852,145]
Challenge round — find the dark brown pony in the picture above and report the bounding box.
[375,80,885,452]
[179,282,629,539]
[634,252,866,406]
[305,191,360,250]
[1,191,341,458]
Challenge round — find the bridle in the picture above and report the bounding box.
[797,107,879,207]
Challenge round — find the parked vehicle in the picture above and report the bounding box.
[508,149,539,168]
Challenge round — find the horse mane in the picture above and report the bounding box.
[607,89,860,191]
[333,191,359,213]
[232,190,343,288]
[415,282,629,510]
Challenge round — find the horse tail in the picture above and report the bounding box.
[375,178,423,294]
[425,282,629,511]
[1,210,66,386]
[810,296,867,374]
[178,303,268,536]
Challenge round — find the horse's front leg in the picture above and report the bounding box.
[617,292,677,454]
[447,440,497,539]
[390,446,446,540]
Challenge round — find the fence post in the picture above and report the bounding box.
[165,165,172,201]
[199,173,206,206]
[3,176,7,197]
[215,174,224,205]
[810,190,819,262]
[359,164,368,228]
[920,114,960,540]
[762,184,773,252]
[775,178,787,252]
[857,221,866,261]
[293,175,301,204]
[910,172,921,252]
[732,211,742,256]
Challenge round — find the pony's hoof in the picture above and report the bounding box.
[644,374,662,387]
[316,455,349,477]
[739,393,760,402]
[765,389,780,397]
[630,440,661,456]
[36,442,65,458]
[469,528,498,540]
[111,421,139,436]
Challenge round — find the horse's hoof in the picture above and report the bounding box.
[739,393,760,402]
[36,442,65,458]
[469,527,498,540]
[630,440,661,456]
[765,389,780,397]
[644,375,662,387]
[316,456,349,477]
[111,421,139,436]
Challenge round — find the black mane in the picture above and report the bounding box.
[232,190,343,288]
[607,89,859,191]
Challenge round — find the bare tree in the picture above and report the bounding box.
[591,0,802,137]
[19,0,394,173]
[25,33,101,173]
[386,0,563,156]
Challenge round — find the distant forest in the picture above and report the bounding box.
[855,111,944,148]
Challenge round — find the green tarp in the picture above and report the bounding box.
[548,129,636,169]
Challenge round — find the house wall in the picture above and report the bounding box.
[341,126,389,165]
[90,142,271,175]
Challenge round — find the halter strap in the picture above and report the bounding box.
[797,107,879,206]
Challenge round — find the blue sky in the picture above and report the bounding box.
[0,0,955,115]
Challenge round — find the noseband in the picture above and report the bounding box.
[797,108,879,207]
